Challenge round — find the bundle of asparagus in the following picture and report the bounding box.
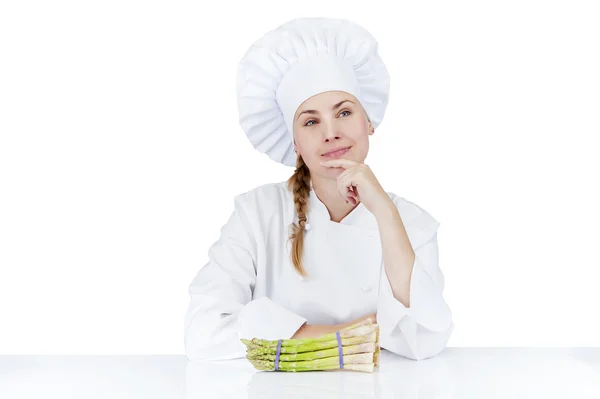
[241,318,380,372]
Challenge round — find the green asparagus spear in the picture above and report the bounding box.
[243,330,377,354]
[242,318,380,372]
[240,317,375,350]
[247,342,377,361]
[244,324,378,349]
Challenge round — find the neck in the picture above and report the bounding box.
[311,175,360,223]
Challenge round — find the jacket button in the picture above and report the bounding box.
[361,285,372,292]
[304,223,311,231]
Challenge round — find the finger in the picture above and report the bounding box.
[346,192,357,205]
[346,187,358,204]
[337,170,356,201]
[320,158,359,169]
[346,188,359,205]
[337,169,350,200]
[346,189,359,205]
[339,172,360,204]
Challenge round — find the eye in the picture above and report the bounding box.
[303,110,352,127]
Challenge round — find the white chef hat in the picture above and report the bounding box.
[236,17,391,167]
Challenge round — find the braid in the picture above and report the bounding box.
[286,153,311,278]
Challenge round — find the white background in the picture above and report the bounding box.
[1,0,599,355]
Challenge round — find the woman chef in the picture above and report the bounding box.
[184,17,454,362]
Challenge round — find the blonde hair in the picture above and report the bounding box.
[286,153,311,278]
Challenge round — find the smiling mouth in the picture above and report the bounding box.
[322,147,351,158]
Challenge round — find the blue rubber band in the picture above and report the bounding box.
[336,331,343,369]
[274,339,283,371]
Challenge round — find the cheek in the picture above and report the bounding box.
[351,136,370,160]
[361,135,370,149]
[297,140,318,156]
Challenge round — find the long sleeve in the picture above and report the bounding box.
[184,193,308,362]
[376,229,454,361]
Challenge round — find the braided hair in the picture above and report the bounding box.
[286,153,311,278]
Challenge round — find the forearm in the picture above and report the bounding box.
[291,323,338,339]
[374,200,416,308]
[290,314,375,339]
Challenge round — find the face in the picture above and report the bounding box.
[292,91,374,179]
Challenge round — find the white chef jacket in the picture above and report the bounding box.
[184,180,454,362]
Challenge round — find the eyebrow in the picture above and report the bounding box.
[296,100,355,122]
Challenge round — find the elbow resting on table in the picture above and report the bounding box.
[382,320,454,361]
[184,309,247,362]
[406,323,454,361]
[184,325,246,362]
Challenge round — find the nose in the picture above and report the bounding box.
[323,124,342,142]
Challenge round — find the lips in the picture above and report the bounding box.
[322,146,351,158]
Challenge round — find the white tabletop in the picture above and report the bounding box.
[1,348,599,398]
